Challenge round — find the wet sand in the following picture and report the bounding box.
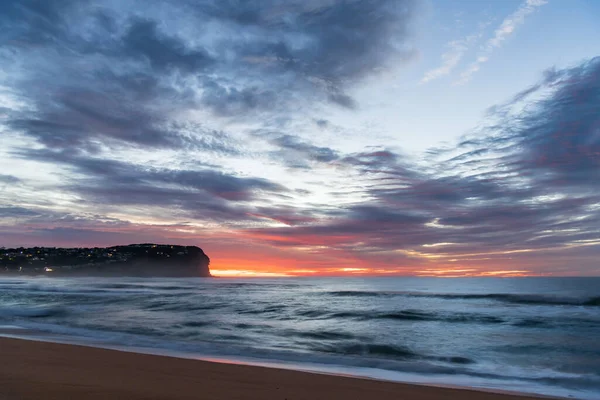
[0,337,550,400]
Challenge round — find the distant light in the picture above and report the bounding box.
[44,267,54,272]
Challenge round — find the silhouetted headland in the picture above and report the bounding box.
[0,244,211,277]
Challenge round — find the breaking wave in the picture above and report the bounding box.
[327,291,600,306]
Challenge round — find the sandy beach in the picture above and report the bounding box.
[0,337,549,400]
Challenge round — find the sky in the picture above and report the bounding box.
[1,0,599,277]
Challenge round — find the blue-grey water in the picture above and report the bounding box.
[1,277,599,399]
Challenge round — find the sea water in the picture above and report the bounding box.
[0,276,599,399]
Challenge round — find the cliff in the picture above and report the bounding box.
[0,244,211,277]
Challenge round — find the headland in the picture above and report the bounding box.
[0,244,211,277]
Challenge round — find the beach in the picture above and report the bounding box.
[0,337,549,400]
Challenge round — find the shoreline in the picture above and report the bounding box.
[0,337,558,400]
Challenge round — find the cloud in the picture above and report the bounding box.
[421,35,478,84]
[0,175,20,185]
[200,82,279,117]
[121,18,214,72]
[0,206,40,218]
[0,0,84,47]
[15,148,289,222]
[458,57,600,185]
[266,134,340,169]
[456,0,547,84]
[5,58,235,153]
[193,0,420,111]
[1,0,420,160]
[194,0,419,82]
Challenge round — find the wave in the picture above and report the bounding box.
[208,282,303,290]
[291,330,357,341]
[326,291,600,306]
[511,318,547,327]
[376,310,505,324]
[326,309,600,328]
[142,301,221,312]
[5,284,143,296]
[181,321,211,328]
[95,283,193,291]
[328,310,502,323]
[312,342,475,365]
[238,304,289,314]
[329,310,505,324]
[328,291,383,297]
[0,305,67,319]
[96,283,151,289]
[584,296,600,306]
[314,342,420,359]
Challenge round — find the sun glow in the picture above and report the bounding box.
[210,269,291,277]
[339,268,369,273]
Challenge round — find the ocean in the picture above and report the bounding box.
[0,276,599,399]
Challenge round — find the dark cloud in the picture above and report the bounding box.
[10,88,185,152]
[0,175,21,185]
[6,67,236,153]
[0,206,40,218]
[187,0,419,112]
[459,57,600,187]
[16,148,287,222]
[328,92,358,109]
[121,18,213,72]
[1,0,421,172]
[28,227,130,244]
[337,149,417,179]
[198,0,418,82]
[201,82,278,116]
[1,0,419,159]
[348,205,427,224]
[1,5,215,153]
[340,150,401,167]
[0,0,83,47]
[250,206,319,226]
[270,134,339,164]
[315,119,329,128]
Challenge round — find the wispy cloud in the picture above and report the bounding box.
[420,36,477,84]
[456,0,547,85]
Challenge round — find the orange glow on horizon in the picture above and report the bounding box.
[211,269,291,277]
[210,264,535,278]
[196,234,566,278]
